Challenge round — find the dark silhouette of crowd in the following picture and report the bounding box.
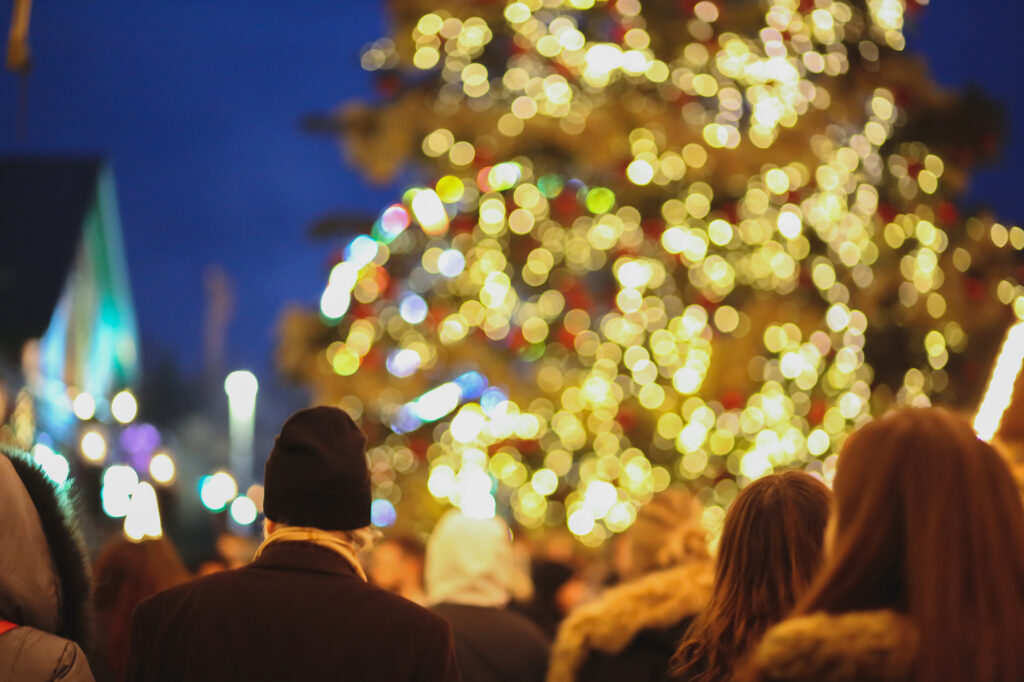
[2,405,1024,681]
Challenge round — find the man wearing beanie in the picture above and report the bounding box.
[126,407,460,682]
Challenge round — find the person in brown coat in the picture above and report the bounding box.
[0,449,95,681]
[126,407,460,682]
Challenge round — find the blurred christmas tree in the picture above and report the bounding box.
[280,0,1022,542]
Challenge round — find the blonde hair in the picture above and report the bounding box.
[629,488,708,577]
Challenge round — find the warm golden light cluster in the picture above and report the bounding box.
[292,0,1022,542]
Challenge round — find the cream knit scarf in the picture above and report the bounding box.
[255,526,367,581]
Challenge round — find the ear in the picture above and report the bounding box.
[264,518,277,537]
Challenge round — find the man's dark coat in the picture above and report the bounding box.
[127,541,460,682]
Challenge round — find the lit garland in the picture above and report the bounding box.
[290,0,1024,544]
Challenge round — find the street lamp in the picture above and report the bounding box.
[224,370,258,483]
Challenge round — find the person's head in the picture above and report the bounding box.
[262,406,373,541]
[615,487,708,581]
[794,407,1024,682]
[93,536,190,676]
[672,471,831,681]
[369,535,426,594]
[425,510,515,607]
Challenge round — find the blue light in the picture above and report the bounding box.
[437,249,466,278]
[480,387,508,415]
[345,235,379,268]
[399,294,428,324]
[391,404,423,434]
[453,371,488,400]
[371,499,397,528]
[386,349,421,378]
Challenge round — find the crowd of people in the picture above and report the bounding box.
[2,404,1024,681]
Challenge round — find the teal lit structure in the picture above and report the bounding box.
[0,157,139,440]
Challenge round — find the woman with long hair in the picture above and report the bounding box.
[745,407,1024,682]
[670,471,831,681]
[92,536,190,681]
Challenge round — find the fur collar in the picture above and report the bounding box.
[752,610,917,682]
[547,560,713,682]
[0,450,93,652]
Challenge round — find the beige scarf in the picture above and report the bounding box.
[255,526,367,581]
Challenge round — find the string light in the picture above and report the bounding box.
[297,0,1024,543]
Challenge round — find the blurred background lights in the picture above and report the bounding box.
[200,471,238,511]
[281,0,1024,542]
[229,495,258,525]
[246,484,265,512]
[149,452,176,484]
[32,444,70,486]
[123,482,163,541]
[110,390,138,424]
[72,392,96,421]
[567,508,596,537]
[80,430,107,463]
[974,321,1024,441]
[320,284,351,319]
[386,349,421,378]
[414,382,463,422]
[398,293,429,324]
[346,235,379,268]
[437,249,466,277]
[582,480,618,519]
[224,370,258,483]
[224,370,259,405]
[101,465,140,518]
[458,491,496,520]
[411,188,449,235]
[380,204,411,237]
[370,498,397,527]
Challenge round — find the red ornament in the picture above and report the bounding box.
[808,400,827,426]
[721,390,744,411]
[936,201,958,226]
[965,277,985,301]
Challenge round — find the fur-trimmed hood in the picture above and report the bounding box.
[0,450,93,651]
[547,559,714,682]
[751,610,917,682]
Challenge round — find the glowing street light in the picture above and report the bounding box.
[224,370,258,483]
[149,452,176,485]
[111,390,138,424]
[72,393,96,420]
[81,431,107,463]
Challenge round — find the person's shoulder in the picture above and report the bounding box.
[135,567,237,616]
[497,605,551,644]
[360,582,451,629]
[752,610,917,682]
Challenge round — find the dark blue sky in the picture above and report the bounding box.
[1,0,1022,389]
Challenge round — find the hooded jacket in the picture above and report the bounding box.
[426,511,549,682]
[0,451,95,681]
[748,610,917,682]
[547,559,714,682]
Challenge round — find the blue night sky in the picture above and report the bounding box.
[2,0,1023,390]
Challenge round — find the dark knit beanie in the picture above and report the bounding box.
[263,406,371,530]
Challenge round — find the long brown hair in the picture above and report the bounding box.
[781,407,1024,681]
[93,536,190,679]
[671,471,830,681]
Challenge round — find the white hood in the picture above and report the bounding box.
[425,510,515,608]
